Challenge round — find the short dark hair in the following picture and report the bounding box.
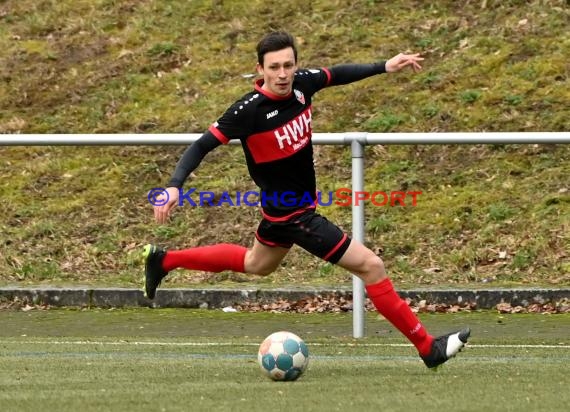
[256,31,297,66]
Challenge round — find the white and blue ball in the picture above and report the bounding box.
[257,331,309,381]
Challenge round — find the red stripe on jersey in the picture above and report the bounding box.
[261,205,316,222]
[208,124,230,144]
[255,232,293,248]
[246,106,313,163]
[323,233,348,261]
[322,67,332,85]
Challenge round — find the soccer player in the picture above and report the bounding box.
[144,31,470,369]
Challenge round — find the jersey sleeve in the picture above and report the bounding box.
[208,97,256,144]
[327,62,386,85]
[166,131,221,188]
[296,63,387,93]
[294,68,333,95]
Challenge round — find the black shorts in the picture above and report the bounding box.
[255,209,352,263]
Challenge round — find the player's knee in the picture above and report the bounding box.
[356,254,387,284]
[365,254,385,276]
[245,258,277,276]
[243,247,285,276]
[251,263,277,276]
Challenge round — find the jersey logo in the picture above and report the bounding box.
[273,107,312,150]
[294,89,305,105]
[245,106,313,163]
[266,109,279,119]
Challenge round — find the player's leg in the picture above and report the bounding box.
[290,211,470,368]
[292,218,435,357]
[142,241,249,299]
[143,239,289,299]
[244,238,290,275]
[143,218,292,299]
[336,239,470,368]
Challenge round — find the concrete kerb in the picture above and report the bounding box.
[0,287,568,309]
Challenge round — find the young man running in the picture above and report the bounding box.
[144,31,470,369]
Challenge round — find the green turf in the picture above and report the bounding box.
[0,310,568,411]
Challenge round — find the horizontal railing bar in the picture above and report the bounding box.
[0,132,569,146]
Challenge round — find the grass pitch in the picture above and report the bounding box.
[0,309,568,412]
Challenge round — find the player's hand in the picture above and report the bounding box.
[386,53,424,73]
[153,187,180,224]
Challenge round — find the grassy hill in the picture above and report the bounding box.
[0,0,568,289]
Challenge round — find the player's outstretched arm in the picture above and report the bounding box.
[326,52,423,86]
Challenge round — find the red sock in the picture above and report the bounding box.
[366,278,433,356]
[162,244,247,273]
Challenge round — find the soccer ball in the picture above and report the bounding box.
[257,331,309,381]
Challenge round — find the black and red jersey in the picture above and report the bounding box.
[208,68,333,219]
[167,62,386,219]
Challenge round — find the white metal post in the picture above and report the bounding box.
[349,134,366,338]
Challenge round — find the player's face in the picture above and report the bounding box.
[257,47,297,97]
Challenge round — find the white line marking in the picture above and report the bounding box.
[2,340,569,349]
